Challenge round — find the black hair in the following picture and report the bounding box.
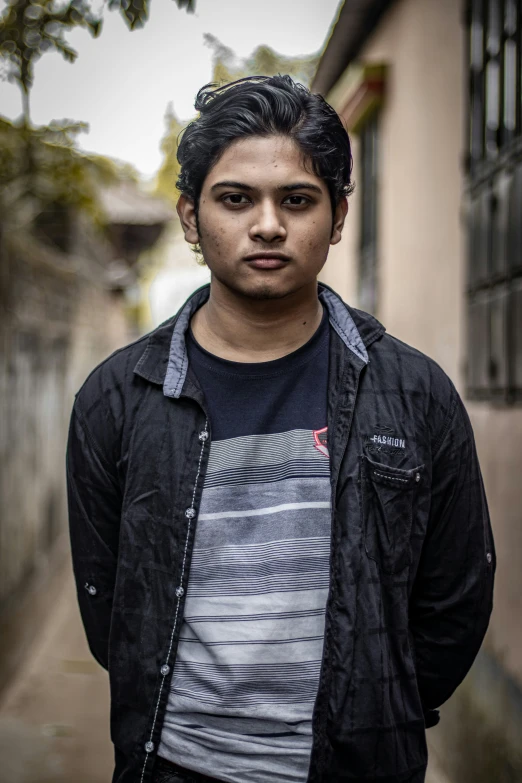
[176,75,354,213]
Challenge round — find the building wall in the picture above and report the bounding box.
[319,0,522,778]
[148,225,210,329]
[0,224,129,692]
[467,403,522,685]
[321,132,361,309]
[321,0,465,388]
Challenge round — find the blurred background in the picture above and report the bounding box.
[0,0,521,781]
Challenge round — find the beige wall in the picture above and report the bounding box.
[321,0,465,388]
[467,403,522,684]
[321,131,361,310]
[320,0,522,696]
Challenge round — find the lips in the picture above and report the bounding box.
[243,253,291,269]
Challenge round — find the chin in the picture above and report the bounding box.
[213,269,298,301]
[244,286,292,301]
[240,279,301,301]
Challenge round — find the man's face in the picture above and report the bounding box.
[177,134,348,301]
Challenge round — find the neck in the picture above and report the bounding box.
[190,277,324,362]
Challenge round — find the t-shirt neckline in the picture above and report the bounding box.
[187,306,329,379]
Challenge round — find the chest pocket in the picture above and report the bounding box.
[361,455,424,574]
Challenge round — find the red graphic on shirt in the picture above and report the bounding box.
[313,427,329,458]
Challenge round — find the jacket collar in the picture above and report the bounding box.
[133,282,385,397]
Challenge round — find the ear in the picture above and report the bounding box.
[177,195,199,245]
[330,197,349,246]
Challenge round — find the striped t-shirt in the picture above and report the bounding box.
[159,308,331,783]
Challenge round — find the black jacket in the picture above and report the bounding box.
[66,283,495,783]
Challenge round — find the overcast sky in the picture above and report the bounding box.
[0,0,341,177]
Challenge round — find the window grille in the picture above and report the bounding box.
[466,0,522,402]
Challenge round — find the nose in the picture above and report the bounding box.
[249,199,286,243]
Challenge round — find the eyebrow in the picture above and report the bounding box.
[210,180,323,194]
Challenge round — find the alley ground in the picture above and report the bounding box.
[0,559,452,783]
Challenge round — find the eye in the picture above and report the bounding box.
[222,193,251,206]
[283,195,310,207]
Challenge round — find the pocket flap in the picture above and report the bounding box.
[362,455,425,489]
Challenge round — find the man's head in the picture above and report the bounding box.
[176,75,354,301]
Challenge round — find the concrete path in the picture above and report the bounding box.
[0,563,113,783]
[0,561,452,783]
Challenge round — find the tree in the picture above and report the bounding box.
[0,0,102,126]
[204,34,319,88]
[109,0,194,32]
[0,0,187,240]
[0,0,195,126]
[155,103,185,207]
[0,115,131,238]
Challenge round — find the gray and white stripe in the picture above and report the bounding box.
[160,428,331,783]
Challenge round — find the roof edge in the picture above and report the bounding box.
[312,0,396,97]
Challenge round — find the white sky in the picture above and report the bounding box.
[0,0,341,177]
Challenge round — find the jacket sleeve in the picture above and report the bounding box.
[409,388,495,724]
[66,398,122,670]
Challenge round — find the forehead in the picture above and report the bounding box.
[204,135,326,191]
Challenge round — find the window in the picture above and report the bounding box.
[466,0,522,402]
[359,111,379,315]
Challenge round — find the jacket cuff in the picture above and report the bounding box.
[424,709,440,728]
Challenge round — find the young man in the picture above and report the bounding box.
[66,76,495,783]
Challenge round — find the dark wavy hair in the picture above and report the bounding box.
[176,75,354,213]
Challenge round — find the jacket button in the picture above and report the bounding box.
[85,584,97,596]
[185,508,196,519]
[415,473,421,482]
[160,664,170,675]
[145,741,154,753]
[199,430,209,442]
[486,552,492,564]
[175,586,184,598]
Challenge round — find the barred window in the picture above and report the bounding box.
[466,0,522,402]
[359,111,379,315]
